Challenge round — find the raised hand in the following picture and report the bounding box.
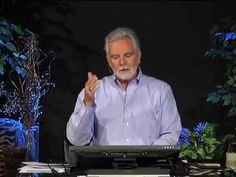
[83,72,100,106]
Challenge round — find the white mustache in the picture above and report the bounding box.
[118,67,129,71]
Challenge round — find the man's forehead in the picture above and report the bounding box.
[108,38,135,50]
[109,37,132,44]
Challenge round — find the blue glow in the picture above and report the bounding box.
[194,121,208,134]
[225,32,236,40]
[178,128,190,145]
[215,32,223,36]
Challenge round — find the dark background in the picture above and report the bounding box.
[1,1,236,162]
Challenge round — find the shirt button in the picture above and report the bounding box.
[126,122,129,126]
[126,138,129,142]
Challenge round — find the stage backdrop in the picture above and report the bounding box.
[0,1,236,161]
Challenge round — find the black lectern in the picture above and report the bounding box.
[68,145,180,177]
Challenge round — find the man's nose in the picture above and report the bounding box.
[120,57,127,65]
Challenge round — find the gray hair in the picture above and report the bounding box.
[104,27,140,53]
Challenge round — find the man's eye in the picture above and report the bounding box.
[111,56,119,60]
[125,53,133,57]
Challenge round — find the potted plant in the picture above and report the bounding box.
[205,17,236,117]
[178,121,220,161]
[203,17,236,169]
[0,18,55,162]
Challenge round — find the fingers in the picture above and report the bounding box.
[87,72,97,82]
[85,72,99,93]
[84,72,99,106]
[87,72,93,80]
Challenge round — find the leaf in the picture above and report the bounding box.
[222,94,231,106]
[0,56,6,64]
[13,52,19,58]
[0,27,10,35]
[20,54,27,60]
[204,51,209,57]
[206,92,220,103]
[231,96,236,106]
[216,88,227,94]
[212,96,220,103]
[15,66,27,78]
[24,29,34,36]
[197,148,205,159]
[221,94,230,101]
[11,24,24,35]
[225,55,234,60]
[226,77,234,86]
[215,85,223,89]
[223,99,231,106]
[0,63,4,75]
[233,49,236,55]
[2,42,17,52]
[0,18,8,26]
[228,107,236,117]
[0,55,6,75]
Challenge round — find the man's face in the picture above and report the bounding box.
[106,37,141,82]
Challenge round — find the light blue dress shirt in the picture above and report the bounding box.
[66,69,182,146]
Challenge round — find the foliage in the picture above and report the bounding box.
[178,122,220,160]
[0,18,55,129]
[0,17,33,75]
[215,133,236,160]
[205,17,236,117]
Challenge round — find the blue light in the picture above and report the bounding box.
[225,32,236,40]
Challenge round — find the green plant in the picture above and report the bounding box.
[205,17,236,117]
[0,18,29,75]
[178,122,219,160]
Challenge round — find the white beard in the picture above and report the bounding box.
[115,66,138,81]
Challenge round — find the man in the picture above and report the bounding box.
[66,27,182,146]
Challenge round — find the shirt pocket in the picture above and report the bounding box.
[155,110,161,121]
[150,104,161,122]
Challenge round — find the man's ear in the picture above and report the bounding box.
[106,56,111,67]
[138,51,142,64]
[106,57,113,73]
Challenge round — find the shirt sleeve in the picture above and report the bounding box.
[153,85,182,145]
[66,89,95,146]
